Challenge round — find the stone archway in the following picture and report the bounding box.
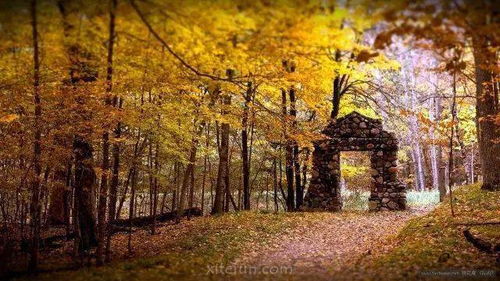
[303,112,406,211]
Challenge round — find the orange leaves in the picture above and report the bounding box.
[0,114,19,123]
[416,112,433,127]
[399,109,411,117]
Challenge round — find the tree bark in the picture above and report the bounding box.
[47,173,66,226]
[448,70,458,217]
[105,99,121,261]
[289,88,302,209]
[151,142,159,232]
[330,50,346,120]
[188,155,195,218]
[430,91,446,201]
[171,162,179,212]
[201,123,210,214]
[73,137,98,254]
[58,0,98,257]
[242,83,252,210]
[282,89,295,211]
[178,121,202,220]
[213,95,231,214]
[273,158,279,212]
[472,35,500,191]
[127,166,137,254]
[29,0,41,271]
[96,0,117,265]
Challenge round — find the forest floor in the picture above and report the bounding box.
[232,210,426,280]
[10,184,499,281]
[236,183,500,281]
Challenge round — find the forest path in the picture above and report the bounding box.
[233,209,429,279]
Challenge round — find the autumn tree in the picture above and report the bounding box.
[375,0,499,190]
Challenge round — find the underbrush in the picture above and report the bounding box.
[14,212,327,281]
[406,190,440,207]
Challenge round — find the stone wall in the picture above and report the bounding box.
[303,112,406,211]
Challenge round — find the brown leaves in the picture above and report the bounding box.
[444,61,467,72]
[355,50,379,63]
[373,31,392,50]
[235,211,420,278]
[381,9,398,22]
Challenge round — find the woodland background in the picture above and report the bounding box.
[0,0,498,276]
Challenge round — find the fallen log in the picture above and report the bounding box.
[110,207,202,227]
[454,221,500,226]
[15,208,202,252]
[463,229,495,254]
[18,225,135,252]
[19,233,75,252]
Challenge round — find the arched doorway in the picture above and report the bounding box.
[303,112,406,211]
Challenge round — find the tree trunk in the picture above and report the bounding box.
[116,166,132,220]
[106,98,121,261]
[330,50,344,120]
[187,146,196,219]
[273,158,279,213]
[448,70,458,216]
[201,123,210,214]
[224,145,233,212]
[430,91,446,201]
[73,137,98,253]
[178,123,201,220]
[29,0,41,271]
[172,162,179,212]
[289,87,303,209]
[302,147,310,194]
[64,163,72,238]
[96,0,116,264]
[127,166,137,254]
[282,89,294,211]
[212,95,231,214]
[151,142,159,233]
[472,36,500,191]
[437,145,446,202]
[242,83,252,210]
[126,127,144,253]
[58,0,98,257]
[47,172,66,226]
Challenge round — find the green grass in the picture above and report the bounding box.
[341,189,439,210]
[342,190,370,210]
[406,190,440,207]
[348,183,500,280]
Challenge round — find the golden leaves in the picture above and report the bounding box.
[0,114,19,123]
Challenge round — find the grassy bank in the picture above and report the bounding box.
[346,183,499,280]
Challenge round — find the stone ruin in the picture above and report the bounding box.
[303,112,406,211]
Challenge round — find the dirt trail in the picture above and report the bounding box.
[234,209,429,279]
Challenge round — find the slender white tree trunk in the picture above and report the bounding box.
[402,50,426,191]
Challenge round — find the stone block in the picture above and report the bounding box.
[387,201,399,210]
[368,200,379,210]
